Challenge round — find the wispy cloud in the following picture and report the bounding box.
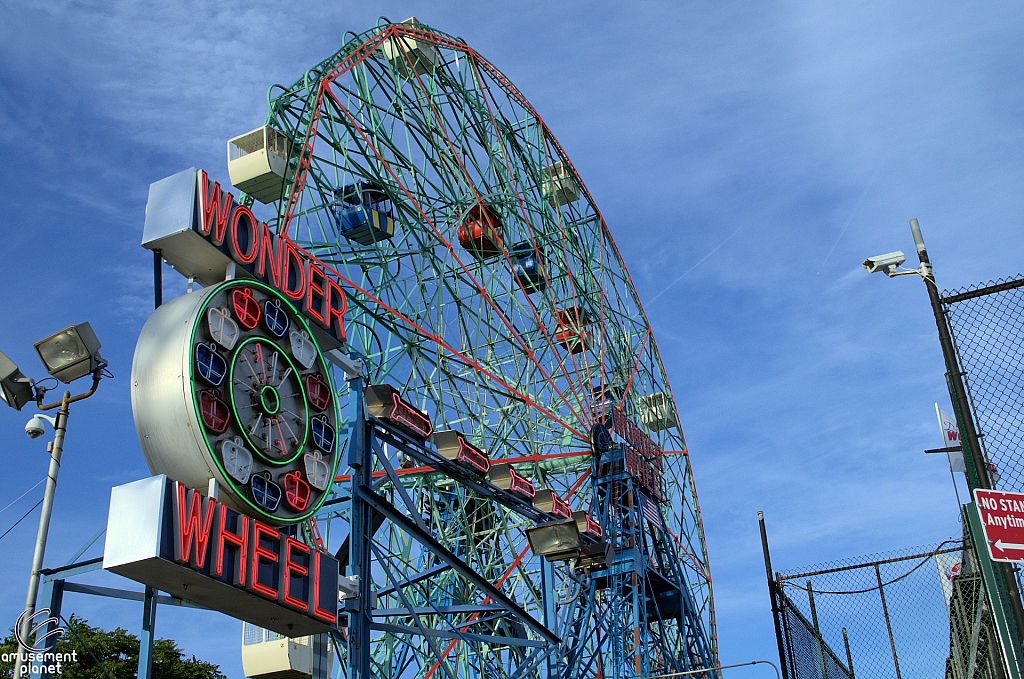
[647,225,743,304]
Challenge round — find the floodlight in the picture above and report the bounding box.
[576,542,613,573]
[526,519,583,561]
[33,323,105,384]
[0,350,34,411]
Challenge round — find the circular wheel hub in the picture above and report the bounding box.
[258,384,281,416]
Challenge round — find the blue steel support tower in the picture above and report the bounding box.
[558,421,712,679]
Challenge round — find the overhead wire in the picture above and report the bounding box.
[0,479,44,515]
[0,498,43,542]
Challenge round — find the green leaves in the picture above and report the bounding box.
[0,615,226,679]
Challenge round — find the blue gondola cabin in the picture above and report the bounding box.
[555,307,592,354]
[333,182,397,245]
[457,202,504,260]
[591,383,624,414]
[511,241,545,293]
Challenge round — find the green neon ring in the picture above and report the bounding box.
[228,336,309,466]
[187,279,341,523]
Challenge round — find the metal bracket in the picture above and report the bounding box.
[328,351,365,380]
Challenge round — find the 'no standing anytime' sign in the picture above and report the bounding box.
[975,488,1024,563]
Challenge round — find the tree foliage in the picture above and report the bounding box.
[0,615,226,679]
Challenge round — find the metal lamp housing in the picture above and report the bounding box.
[0,351,34,410]
[34,323,104,384]
[526,518,583,562]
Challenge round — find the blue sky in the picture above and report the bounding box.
[2,0,1023,676]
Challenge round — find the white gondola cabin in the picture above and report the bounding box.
[541,161,580,207]
[638,392,675,431]
[241,624,333,679]
[227,126,291,204]
[382,17,438,77]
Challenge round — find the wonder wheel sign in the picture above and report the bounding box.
[132,279,340,523]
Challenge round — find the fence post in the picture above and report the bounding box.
[841,628,853,679]
[807,580,827,679]
[966,502,1024,679]
[874,564,902,679]
[909,218,1024,651]
[759,511,790,679]
[779,575,799,677]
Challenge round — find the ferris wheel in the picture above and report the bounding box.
[228,17,716,679]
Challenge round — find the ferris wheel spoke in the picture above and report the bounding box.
[460,62,602,420]
[322,85,591,429]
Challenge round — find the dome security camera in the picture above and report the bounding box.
[25,414,55,440]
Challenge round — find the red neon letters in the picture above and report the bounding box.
[171,483,337,626]
[197,171,347,342]
[174,483,216,568]
[282,537,310,611]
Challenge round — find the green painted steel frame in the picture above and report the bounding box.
[250,17,717,679]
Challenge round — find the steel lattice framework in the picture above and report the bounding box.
[248,17,716,679]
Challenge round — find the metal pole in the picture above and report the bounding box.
[14,392,71,679]
[908,218,1024,650]
[908,219,989,489]
[641,659,782,679]
[779,576,798,678]
[33,578,65,679]
[137,586,157,679]
[842,628,854,679]
[874,564,901,679]
[807,580,827,679]
[758,511,790,679]
[347,371,371,679]
[541,558,559,679]
[311,634,330,679]
[153,249,162,309]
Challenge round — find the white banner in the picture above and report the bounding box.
[935,403,966,473]
[934,551,962,606]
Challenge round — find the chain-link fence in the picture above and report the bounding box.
[942,276,1024,493]
[773,538,1007,679]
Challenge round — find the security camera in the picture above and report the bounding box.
[25,414,55,440]
[862,251,906,276]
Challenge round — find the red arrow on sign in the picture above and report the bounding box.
[975,488,1024,563]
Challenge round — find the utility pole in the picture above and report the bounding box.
[907,218,1024,658]
[13,393,71,679]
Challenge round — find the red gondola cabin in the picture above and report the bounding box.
[457,202,504,260]
[554,307,592,354]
